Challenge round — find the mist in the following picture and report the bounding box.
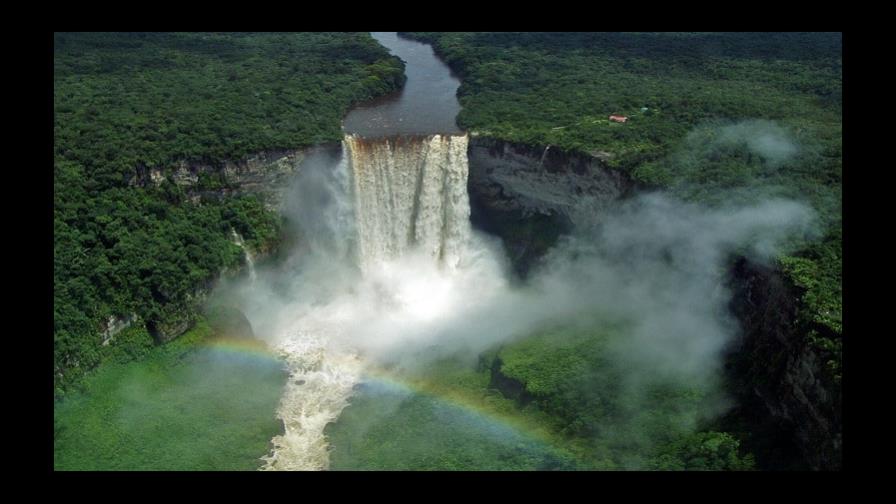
[692,119,800,168]
[318,191,817,376]
[240,186,815,366]
[213,136,817,469]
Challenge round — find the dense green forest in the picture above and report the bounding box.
[54,32,406,395]
[403,31,842,373]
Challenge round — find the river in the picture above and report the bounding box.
[343,32,463,137]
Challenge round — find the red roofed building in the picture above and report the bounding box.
[609,115,628,123]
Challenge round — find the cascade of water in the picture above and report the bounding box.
[345,134,471,271]
[263,133,476,471]
[538,145,551,168]
[231,229,257,283]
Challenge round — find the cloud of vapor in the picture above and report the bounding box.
[326,192,818,380]
[212,146,364,341]
[223,143,816,380]
[685,119,802,168]
[637,118,821,229]
[212,140,818,465]
[525,193,817,379]
[700,119,800,168]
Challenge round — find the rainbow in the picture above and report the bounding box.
[356,367,570,457]
[201,337,284,364]
[191,339,575,465]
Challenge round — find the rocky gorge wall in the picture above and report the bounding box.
[467,135,635,276]
[726,258,842,470]
[128,148,309,211]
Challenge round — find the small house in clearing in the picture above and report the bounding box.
[609,115,628,123]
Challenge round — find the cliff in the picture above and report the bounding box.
[467,135,635,276]
[726,257,842,470]
[129,148,309,211]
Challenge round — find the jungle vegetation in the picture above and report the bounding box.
[54,32,405,395]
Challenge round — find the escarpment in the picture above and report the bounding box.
[100,149,315,347]
[725,257,842,470]
[467,137,635,276]
[128,148,312,211]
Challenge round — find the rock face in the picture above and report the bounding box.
[726,257,842,470]
[101,313,138,346]
[129,149,308,210]
[467,136,635,275]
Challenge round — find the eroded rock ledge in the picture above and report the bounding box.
[467,136,635,276]
[128,149,308,211]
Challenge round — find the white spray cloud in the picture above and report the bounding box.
[213,136,817,469]
[228,155,816,382]
[686,119,800,168]
[334,192,817,380]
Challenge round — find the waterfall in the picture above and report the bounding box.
[538,145,551,168]
[231,229,257,283]
[345,134,472,272]
[262,133,478,471]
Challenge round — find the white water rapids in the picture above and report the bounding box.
[261,134,484,470]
